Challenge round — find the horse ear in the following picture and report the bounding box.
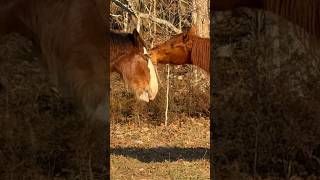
[132,29,146,48]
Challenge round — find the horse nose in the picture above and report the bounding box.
[147,88,156,101]
[138,90,149,102]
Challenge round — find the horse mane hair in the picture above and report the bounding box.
[264,0,320,42]
[110,31,143,64]
[191,36,210,73]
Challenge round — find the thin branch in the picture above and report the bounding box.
[138,13,182,34]
[110,14,122,18]
[111,0,181,34]
[165,64,170,127]
[111,0,137,17]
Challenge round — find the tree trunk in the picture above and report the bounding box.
[193,0,210,38]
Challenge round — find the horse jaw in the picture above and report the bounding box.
[147,58,159,100]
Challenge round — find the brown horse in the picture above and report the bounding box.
[110,30,159,102]
[213,0,320,40]
[149,26,210,73]
[0,0,158,121]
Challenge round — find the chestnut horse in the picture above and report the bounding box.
[110,30,159,102]
[0,0,158,121]
[149,26,210,73]
[213,0,320,40]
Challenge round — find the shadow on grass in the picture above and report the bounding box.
[111,147,209,163]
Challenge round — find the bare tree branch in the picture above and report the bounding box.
[111,0,181,34]
[111,0,136,17]
[138,13,182,34]
[110,14,122,18]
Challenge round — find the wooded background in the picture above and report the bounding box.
[110,0,210,124]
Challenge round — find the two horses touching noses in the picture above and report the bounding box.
[0,0,159,121]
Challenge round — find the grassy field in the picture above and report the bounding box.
[110,116,210,179]
[109,44,210,179]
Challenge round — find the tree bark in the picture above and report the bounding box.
[193,0,210,38]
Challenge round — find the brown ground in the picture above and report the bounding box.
[109,55,210,179]
[0,34,106,179]
[110,117,210,179]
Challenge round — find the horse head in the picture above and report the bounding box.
[111,29,159,102]
[149,26,197,66]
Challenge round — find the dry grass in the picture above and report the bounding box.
[110,117,210,179]
[0,34,106,179]
[0,32,210,179]
[109,20,210,178]
[214,9,320,178]
[0,1,211,178]
[109,46,210,179]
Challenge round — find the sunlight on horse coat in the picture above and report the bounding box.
[110,30,158,102]
[150,26,210,73]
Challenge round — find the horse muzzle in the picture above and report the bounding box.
[137,90,150,102]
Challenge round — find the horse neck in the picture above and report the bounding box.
[0,0,28,37]
[214,0,320,40]
[191,37,210,73]
[264,0,320,39]
[1,1,74,41]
